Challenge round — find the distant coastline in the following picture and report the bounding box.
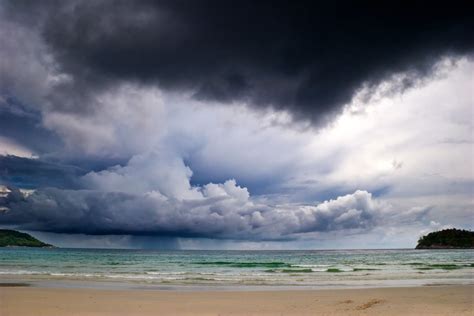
[0,229,53,248]
[416,228,474,249]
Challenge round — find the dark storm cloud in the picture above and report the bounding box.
[0,155,86,189]
[5,0,474,123]
[0,99,63,155]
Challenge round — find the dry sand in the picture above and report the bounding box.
[0,285,472,315]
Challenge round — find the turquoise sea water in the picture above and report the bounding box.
[0,248,472,288]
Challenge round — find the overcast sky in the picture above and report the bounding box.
[0,0,473,249]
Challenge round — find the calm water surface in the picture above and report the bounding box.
[0,248,472,288]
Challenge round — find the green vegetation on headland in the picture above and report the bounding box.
[0,229,53,248]
[416,228,474,249]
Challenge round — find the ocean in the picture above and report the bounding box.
[0,248,472,289]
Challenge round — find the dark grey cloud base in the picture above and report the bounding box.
[0,185,387,240]
[0,155,85,189]
[6,0,474,123]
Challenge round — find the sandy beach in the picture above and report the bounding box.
[1,285,472,315]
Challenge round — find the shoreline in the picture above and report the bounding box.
[1,275,472,291]
[1,284,472,315]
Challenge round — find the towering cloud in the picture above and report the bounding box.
[0,148,433,240]
[0,182,394,240]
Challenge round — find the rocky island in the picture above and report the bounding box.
[0,229,53,247]
[416,228,474,249]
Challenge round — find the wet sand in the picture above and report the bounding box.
[0,285,472,315]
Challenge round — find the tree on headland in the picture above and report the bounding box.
[416,228,474,249]
[0,229,53,247]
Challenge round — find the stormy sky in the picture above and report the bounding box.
[0,0,473,249]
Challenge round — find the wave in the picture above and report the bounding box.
[193,261,291,268]
[0,270,47,275]
[291,264,330,268]
[145,271,187,275]
[266,268,313,273]
[402,262,473,270]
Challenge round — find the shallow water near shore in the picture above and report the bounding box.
[1,248,472,288]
